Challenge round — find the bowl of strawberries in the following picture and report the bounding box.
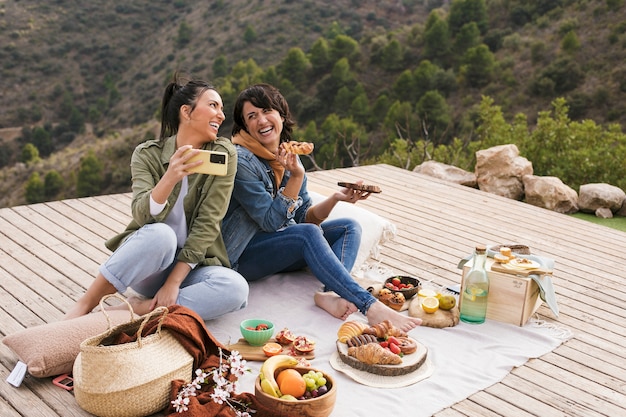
[383,275,421,300]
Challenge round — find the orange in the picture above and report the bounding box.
[262,342,283,357]
[276,368,306,398]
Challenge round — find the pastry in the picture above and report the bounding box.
[387,292,406,311]
[345,334,378,348]
[494,253,510,263]
[347,343,402,365]
[377,287,394,304]
[280,141,314,155]
[337,320,368,343]
[500,247,514,259]
[362,320,407,339]
[395,336,418,354]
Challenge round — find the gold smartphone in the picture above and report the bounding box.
[186,150,229,176]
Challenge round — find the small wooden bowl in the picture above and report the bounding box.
[254,367,337,417]
[384,275,421,300]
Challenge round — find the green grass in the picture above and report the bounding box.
[570,212,626,232]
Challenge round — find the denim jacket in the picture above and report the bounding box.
[222,145,313,267]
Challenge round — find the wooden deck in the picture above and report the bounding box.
[1,163,626,416]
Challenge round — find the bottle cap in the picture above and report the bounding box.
[475,244,487,253]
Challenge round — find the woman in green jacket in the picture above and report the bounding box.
[65,73,248,320]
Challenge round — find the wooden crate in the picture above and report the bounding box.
[460,258,543,326]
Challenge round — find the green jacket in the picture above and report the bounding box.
[105,135,237,267]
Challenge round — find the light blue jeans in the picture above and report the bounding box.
[236,218,377,315]
[99,223,248,320]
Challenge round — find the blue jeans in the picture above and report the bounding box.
[99,223,248,320]
[236,218,376,314]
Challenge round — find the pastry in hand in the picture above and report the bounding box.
[348,343,402,365]
[280,141,314,155]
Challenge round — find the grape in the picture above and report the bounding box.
[311,389,319,398]
[316,376,327,386]
[317,385,328,395]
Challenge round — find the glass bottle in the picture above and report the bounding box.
[460,244,489,324]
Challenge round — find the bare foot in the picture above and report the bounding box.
[64,300,94,320]
[366,301,422,332]
[314,291,358,320]
[126,296,155,316]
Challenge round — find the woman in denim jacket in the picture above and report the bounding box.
[65,73,248,321]
[222,83,421,331]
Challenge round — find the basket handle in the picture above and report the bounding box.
[97,293,135,330]
[135,306,169,348]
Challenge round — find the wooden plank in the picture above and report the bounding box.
[488,375,606,417]
[461,391,537,417]
[514,362,626,414]
[0,213,99,286]
[10,204,109,263]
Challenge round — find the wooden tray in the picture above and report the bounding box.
[490,263,552,276]
[227,338,315,361]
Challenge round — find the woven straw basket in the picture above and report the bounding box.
[73,295,193,417]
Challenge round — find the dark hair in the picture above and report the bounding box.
[232,83,295,142]
[159,72,216,140]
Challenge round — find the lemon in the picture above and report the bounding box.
[438,294,456,311]
[421,296,439,313]
[418,288,438,298]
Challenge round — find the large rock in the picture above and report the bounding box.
[578,183,626,215]
[413,160,477,187]
[475,144,533,200]
[522,175,578,214]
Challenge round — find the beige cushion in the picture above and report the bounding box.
[2,310,135,378]
[309,191,396,272]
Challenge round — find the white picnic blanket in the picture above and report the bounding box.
[204,270,571,416]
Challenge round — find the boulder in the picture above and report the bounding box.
[578,183,626,215]
[616,199,626,217]
[475,144,533,200]
[413,160,477,187]
[595,207,613,219]
[522,175,578,214]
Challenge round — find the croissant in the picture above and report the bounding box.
[347,343,402,365]
[362,320,407,338]
[337,320,368,343]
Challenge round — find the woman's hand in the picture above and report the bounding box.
[336,180,371,204]
[167,144,201,181]
[276,147,305,176]
[151,145,200,205]
[148,261,189,311]
[149,281,180,311]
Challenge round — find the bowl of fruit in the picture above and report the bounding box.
[240,319,274,346]
[384,275,421,300]
[255,355,336,417]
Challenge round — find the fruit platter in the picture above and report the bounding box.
[229,324,317,361]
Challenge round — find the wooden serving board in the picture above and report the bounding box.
[226,338,315,361]
[490,263,552,276]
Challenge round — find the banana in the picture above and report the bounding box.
[259,354,299,397]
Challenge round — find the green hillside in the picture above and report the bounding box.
[1,0,626,207]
